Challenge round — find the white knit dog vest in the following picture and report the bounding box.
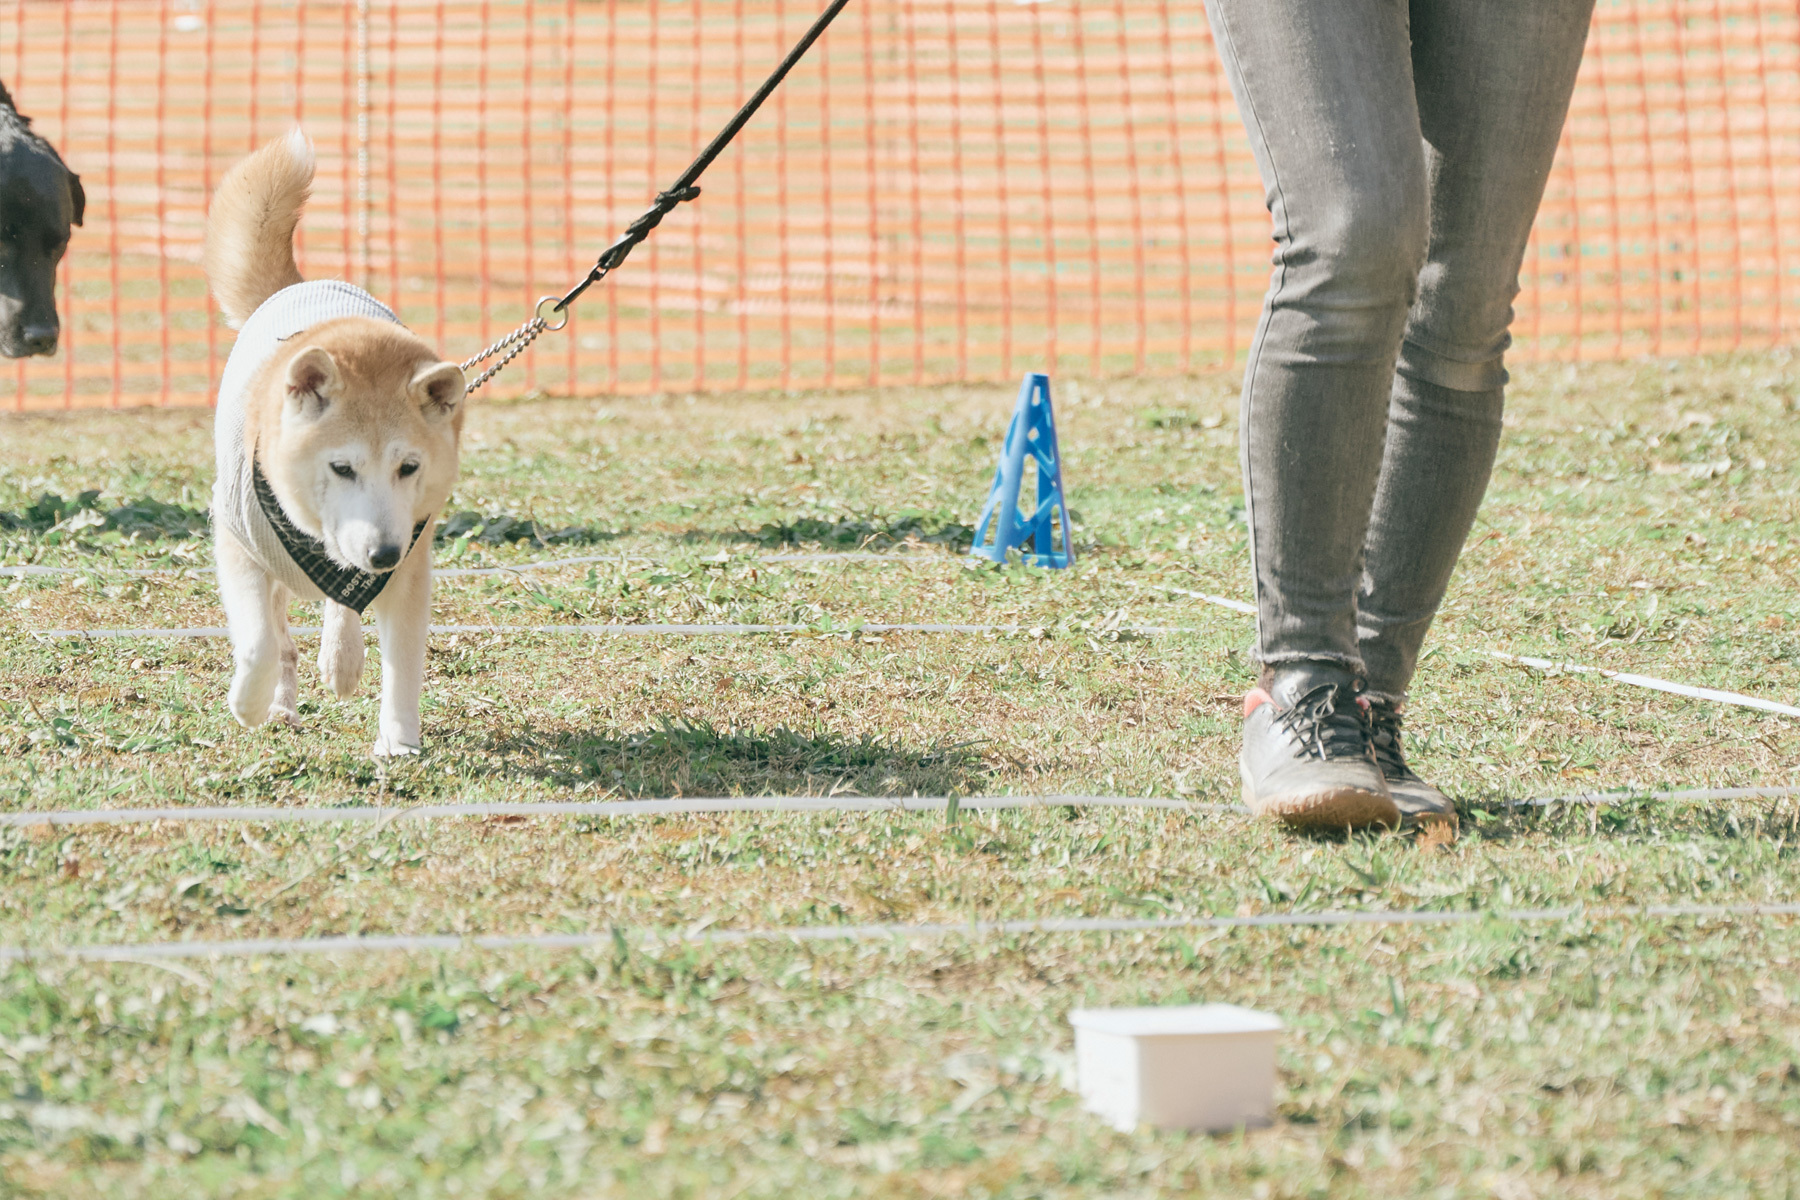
[212,280,405,602]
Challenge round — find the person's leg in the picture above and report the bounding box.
[1204,0,1426,828]
[1357,0,1596,701]
[1204,0,1429,676]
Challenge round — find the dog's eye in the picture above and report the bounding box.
[398,461,419,479]
[330,462,356,479]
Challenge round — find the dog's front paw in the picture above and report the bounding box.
[320,624,365,698]
[371,734,422,758]
[228,663,278,728]
[324,659,363,699]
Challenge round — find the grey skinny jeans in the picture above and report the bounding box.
[1204,0,1595,700]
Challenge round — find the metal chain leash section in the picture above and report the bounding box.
[461,0,855,393]
[460,297,563,393]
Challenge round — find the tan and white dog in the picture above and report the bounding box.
[204,132,465,756]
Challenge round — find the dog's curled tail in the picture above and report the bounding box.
[204,130,314,329]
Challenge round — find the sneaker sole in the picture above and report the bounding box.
[1388,780,1459,833]
[1240,770,1400,831]
[1397,805,1459,835]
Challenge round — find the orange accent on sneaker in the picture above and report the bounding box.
[1243,687,1272,718]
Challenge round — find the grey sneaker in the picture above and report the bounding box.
[1240,661,1399,831]
[1366,698,1458,832]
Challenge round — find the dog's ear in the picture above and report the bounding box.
[410,361,466,423]
[67,172,85,228]
[282,346,338,421]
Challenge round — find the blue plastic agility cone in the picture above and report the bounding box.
[970,373,1074,568]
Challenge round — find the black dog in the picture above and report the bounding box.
[0,79,83,358]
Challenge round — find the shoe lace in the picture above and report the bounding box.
[1366,702,1418,782]
[1272,683,1372,763]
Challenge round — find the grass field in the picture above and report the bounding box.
[2,354,1799,1198]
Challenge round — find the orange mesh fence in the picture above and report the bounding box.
[5,0,1799,411]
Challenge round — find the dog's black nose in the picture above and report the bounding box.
[370,544,402,570]
[20,325,58,356]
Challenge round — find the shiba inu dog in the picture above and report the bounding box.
[204,131,465,756]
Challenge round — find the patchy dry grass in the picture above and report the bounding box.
[1,355,1798,1197]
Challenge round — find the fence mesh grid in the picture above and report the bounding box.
[5,0,1799,411]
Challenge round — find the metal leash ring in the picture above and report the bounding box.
[535,294,571,332]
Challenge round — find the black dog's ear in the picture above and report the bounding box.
[68,173,85,227]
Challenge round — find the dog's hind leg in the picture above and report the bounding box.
[217,529,285,728]
[319,600,366,698]
[367,539,432,757]
[268,583,302,727]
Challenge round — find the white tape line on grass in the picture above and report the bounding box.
[9,784,1797,831]
[437,552,939,577]
[5,902,1796,964]
[1124,580,1258,615]
[1487,650,1800,719]
[0,565,196,578]
[2,551,940,581]
[29,621,1195,641]
[23,571,1797,718]
[0,795,1232,829]
[1513,784,1800,808]
[1146,584,1800,721]
[25,620,1799,720]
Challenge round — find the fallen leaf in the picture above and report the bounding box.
[1415,819,1459,851]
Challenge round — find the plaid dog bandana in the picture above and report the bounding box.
[252,463,429,614]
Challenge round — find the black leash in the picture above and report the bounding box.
[461,0,855,393]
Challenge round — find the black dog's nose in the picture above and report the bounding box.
[370,544,402,571]
[20,325,58,356]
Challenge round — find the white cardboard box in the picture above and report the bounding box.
[1069,1003,1283,1133]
